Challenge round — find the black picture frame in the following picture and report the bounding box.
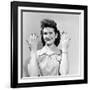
[11,1,88,88]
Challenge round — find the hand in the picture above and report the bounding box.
[61,31,71,52]
[26,33,38,51]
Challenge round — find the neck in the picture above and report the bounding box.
[44,44,60,54]
[45,44,57,50]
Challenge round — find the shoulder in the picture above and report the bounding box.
[36,47,45,56]
[59,49,62,55]
[55,48,62,55]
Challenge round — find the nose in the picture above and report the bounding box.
[46,33,51,37]
[45,33,51,40]
[45,34,51,39]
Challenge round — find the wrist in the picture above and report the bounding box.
[31,50,37,53]
[62,51,68,54]
[62,48,68,52]
[28,45,37,52]
[30,47,37,52]
[30,51,37,58]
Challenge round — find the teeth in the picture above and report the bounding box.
[45,38,51,41]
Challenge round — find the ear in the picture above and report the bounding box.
[55,33,58,39]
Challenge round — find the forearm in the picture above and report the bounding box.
[23,58,30,77]
[60,49,69,75]
[60,32,71,76]
[28,51,40,76]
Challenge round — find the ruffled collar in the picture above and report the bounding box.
[37,45,61,56]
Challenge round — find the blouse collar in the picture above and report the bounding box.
[37,45,61,56]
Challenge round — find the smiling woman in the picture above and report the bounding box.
[24,19,70,77]
[42,27,57,46]
[40,19,60,47]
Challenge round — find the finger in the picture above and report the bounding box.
[32,34,36,40]
[30,33,35,40]
[29,34,33,39]
[34,33,38,38]
[33,33,38,40]
[35,35,37,40]
[26,40,29,45]
[62,31,64,34]
[33,33,36,36]
[26,40,31,47]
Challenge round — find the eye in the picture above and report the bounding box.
[49,32,53,34]
[43,32,47,35]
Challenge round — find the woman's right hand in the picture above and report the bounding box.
[60,32,71,52]
[26,33,38,52]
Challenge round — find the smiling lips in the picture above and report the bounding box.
[45,38,52,41]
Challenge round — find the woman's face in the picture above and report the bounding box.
[42,27,57,46]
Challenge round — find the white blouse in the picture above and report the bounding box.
[36,46,62,76]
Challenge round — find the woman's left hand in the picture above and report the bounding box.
[61,32,71,52]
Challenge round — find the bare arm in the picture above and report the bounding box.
[28,51,40,76]
[60,50,69,75]
[26,33,40,77]
[59,32,70,76]
[23,57,30,77]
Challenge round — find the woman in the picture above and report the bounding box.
[25,19,70,77]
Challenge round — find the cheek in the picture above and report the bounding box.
[43,35,46,39]
[51,34,56,39]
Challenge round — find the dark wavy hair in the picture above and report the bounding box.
[40,19,61,46]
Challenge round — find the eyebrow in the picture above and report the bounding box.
[43,31,53,34]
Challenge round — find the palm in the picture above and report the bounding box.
[60,32,71,50]
[27,33,38,51]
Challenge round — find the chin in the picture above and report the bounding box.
[46,42,53,46]
[45,40,54,46]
